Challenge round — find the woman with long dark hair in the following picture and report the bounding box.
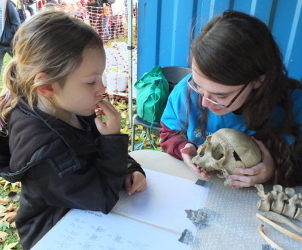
[160,10,302,188]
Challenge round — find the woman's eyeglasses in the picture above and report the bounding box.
[187,76,249,108]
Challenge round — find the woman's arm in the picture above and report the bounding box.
[159,122,189,160]
[160,122,210,178]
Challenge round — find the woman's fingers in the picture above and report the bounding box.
[181,143,211,178]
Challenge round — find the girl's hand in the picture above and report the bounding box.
[124,171,147,195]
[94,100,121,135]
[180,143,211,179]
[228,137,275,188]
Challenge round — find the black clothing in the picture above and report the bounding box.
[0,0,21,46]
[0,0,21,76]
[0,99,144,250]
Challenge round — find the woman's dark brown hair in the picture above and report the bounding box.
[189,10,302,186]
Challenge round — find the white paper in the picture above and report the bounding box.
[112,168,209,233]
[32,169,209,250]
[32,209,188,250]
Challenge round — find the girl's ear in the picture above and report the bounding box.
[253,74,265,89]
[35,73,55,97]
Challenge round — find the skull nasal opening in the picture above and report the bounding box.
[199,148,205,157]
[211,144,224,160]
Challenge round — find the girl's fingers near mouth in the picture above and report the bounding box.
[95,107,105,117]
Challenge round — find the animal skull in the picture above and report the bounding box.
[192,128,261,185]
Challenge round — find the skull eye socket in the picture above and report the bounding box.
[233,151,241,161]
[212,144,224,160]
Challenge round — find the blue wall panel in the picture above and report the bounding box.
[137,0,302,81]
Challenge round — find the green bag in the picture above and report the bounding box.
[134,66,169,123]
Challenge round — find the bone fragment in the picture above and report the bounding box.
[282,194,299,218]
[285,187,296,197]
[254,184,264,193]
[294,208,302,222]
[256,212,302,242]
[254,184,273,211]
[271,192,287,214]
[262,211,302,236]
[273,185,283,193]
[254,184,265,199]
[288,194,300,206]
[257,193,273,211]
[282,204,296,218]
[257,224,284,250]
[299,193,302,201]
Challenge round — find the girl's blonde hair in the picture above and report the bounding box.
[0,10,103,132]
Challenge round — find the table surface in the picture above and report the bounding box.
[130,149,302,250]
[33,149,302,250]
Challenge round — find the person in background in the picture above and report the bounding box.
[0,10,146,249]
[160,10,302,188]
[87,0,103,36]
[101,2,110,41]
[74,0,88,21]
[26,5,34,18]
[37,0,46,10]
[110,0,125,39]
[0,0,20,75]
[42,2,62,11]
[60,0,76,16]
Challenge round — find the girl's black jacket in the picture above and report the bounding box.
[0,99,145,250]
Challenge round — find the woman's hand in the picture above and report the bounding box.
[228,137,275,188]
[124,171,147,195]
[94,100,121,135]
[180,143,211,179]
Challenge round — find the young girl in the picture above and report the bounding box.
[160,10,302,188]
[0,10,146,250]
